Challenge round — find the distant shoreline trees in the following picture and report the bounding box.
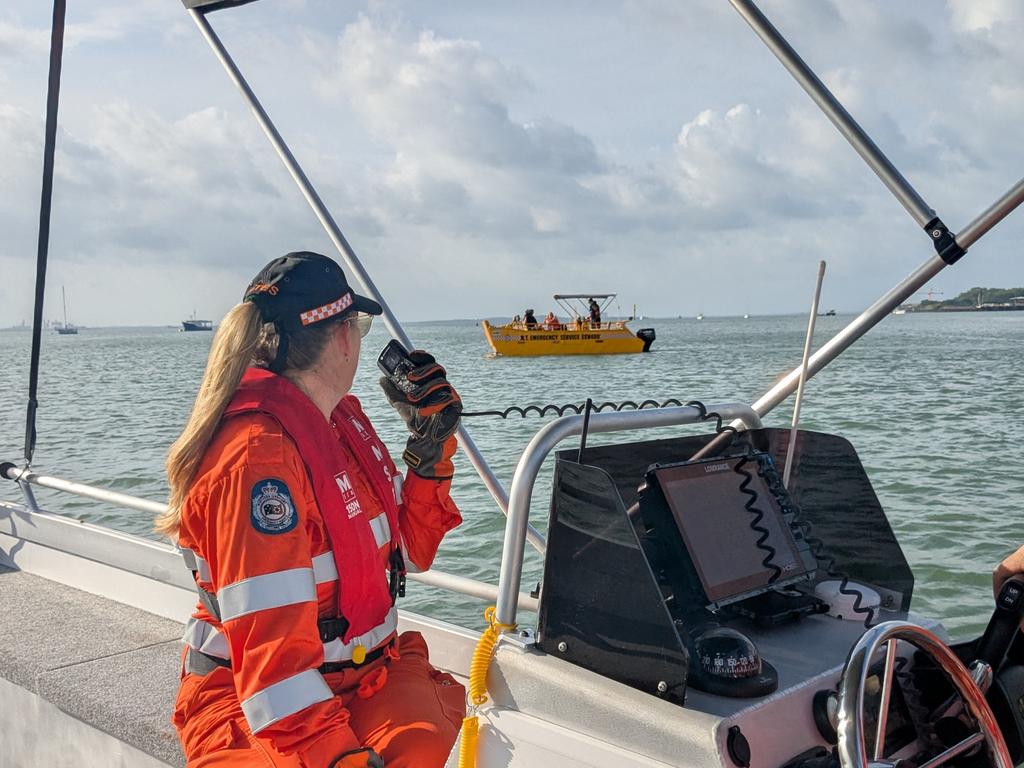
[917,287,1024,311]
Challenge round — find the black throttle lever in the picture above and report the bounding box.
[974,574,1024,675]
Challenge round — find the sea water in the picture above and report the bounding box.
[0,312,1020,636]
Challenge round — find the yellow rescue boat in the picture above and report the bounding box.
[482,294,656,356]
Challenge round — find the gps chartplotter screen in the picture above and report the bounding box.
[651,457,811,605]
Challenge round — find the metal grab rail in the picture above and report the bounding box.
[493,402,762,627]
[1,465,166,516]
[0,464,538,613]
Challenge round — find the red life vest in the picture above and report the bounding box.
[224,368,402,643]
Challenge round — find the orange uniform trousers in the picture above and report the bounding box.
[174,632,465,768]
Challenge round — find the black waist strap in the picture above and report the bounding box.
[184,635,395,677]
[319,641,392,674]
[184,647,230,676]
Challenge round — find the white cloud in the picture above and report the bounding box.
[0,3,176,57]
[0,22,48,57]
[0,102,307,264]
[947,0,1024,34]
[1,0,1022,327]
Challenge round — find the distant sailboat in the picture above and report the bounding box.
[56,286,77,335]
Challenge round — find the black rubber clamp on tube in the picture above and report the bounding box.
[924,217,967,264]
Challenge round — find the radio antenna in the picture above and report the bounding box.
[783,260,826,488]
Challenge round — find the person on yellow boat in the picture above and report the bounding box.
[543,311,561,330]
[587,298,601,326]
[523,309,538,328]
[159,251,465,768]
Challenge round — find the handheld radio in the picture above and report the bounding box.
[377,340,417,395]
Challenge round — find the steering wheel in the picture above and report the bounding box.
[836,621,1012,768]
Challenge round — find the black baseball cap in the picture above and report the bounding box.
[243,251,382,332]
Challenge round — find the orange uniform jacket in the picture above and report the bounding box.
[177,402,461,764]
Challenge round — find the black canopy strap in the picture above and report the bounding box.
[181,0,262,12]
[23,0,67,467]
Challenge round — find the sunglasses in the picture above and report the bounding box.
[348,313,373,338]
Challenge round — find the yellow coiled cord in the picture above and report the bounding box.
[458,606,516,768]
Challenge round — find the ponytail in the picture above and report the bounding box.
[157,302,263,536]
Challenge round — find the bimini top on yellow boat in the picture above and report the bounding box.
[482,294,656,356]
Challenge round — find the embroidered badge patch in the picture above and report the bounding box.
[250,479,298,534]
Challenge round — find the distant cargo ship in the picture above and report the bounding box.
[181,311,212,332]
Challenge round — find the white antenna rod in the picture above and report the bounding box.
[783,260,826,488]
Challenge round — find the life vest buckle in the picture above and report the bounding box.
[389,548,407,601]
[318,616,351,643]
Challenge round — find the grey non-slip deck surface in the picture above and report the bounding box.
[0,566,186,766]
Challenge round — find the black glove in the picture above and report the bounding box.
[380,350,462,479]
[329,748,385,768]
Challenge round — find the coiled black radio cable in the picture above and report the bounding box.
[684,400,783,584]
[461,398,686,419]
[753,441,877,628]
[794,517,878,628]
[735,454,784,583]
[693,404,877,628]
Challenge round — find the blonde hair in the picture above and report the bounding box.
[158,302,263,536]
[157,302,347,537]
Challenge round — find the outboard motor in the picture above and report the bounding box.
[636,327,656,351]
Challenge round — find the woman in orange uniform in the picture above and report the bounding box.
[157,251,466,767]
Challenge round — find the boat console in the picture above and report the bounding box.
[536,428,1024,768]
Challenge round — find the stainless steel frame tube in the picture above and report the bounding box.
[187,10,545,552]
[3,465,166,516]
[411,569,538,614]
[752,254,945,417]
[727,2,1024,421]
[957,177,1024,249]
[729,0,934,227]
[494,403,763,627]
[752,171,1024,420]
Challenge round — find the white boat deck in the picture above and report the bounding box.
[0,565,186,767]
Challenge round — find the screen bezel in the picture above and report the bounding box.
[650,457,811,606]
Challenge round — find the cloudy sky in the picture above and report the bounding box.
[1,0,1022,327]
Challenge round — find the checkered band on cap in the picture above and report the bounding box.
[299,293,353,326]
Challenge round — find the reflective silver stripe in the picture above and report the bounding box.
[182,617,229,659]
[401,538,424,574]
[311,551,337,584]
[368,514,392,549]
[218,568,316,622]
[322,606,398,663]
[392,474,403,505]
[240,669,333,733]
[179,547,211,583]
